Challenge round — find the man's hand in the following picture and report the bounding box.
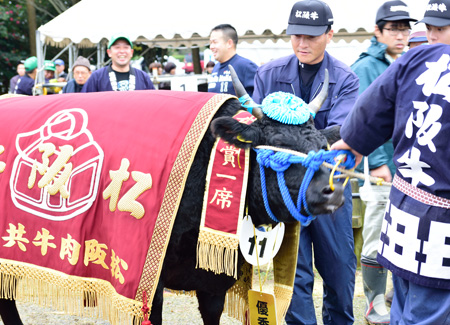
[330,139,363,167]
[370,164,392,183]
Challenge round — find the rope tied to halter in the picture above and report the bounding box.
[255,148,355,226]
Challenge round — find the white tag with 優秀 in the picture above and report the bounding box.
[248,289,277,324]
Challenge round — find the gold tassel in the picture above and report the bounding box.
[223,262,252,322]
[196,229,239,278]
[0,260,144,324]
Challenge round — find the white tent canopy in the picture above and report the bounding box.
[35,0,429,82]
[38,0,429,49]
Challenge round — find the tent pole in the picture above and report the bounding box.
[35,30,45,86]
[68,44,74,80]
[192,47,202,74]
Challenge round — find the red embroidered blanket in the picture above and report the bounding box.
[0,91,232,322]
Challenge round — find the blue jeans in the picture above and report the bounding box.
[285,186,356,325]
[391,274,450,324]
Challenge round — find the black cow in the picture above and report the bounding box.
[0,68,345,325]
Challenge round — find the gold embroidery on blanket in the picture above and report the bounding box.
[84,239,109,269]
[117,171,152,219]
[2,223,29,251]
[28,143,74,198]
[33,228,57,256]
[103,158,153,219]
[60,234,81,265]
[111,249,128,285]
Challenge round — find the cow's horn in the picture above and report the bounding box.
[229,64,264,119]
[308,68,329,115]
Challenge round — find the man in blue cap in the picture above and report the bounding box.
[82,35,154,92]
[252,1,359,324]
[55,58,68,82]
[14,56,38,95]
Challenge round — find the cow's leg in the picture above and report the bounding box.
[149,280,164,325]
[196,290,225,325]
[0,298,22,325]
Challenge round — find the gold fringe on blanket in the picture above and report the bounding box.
[0,259,144,325]
[223,261,252,323]
[196,229,239,278]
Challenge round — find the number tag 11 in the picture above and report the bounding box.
[239,215,285,266]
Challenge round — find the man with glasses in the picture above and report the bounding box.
[350,1,416,324]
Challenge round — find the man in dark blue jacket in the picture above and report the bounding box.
[351,2,417,323]
[332,42,450,325]
[82,35,154,92]
[208,24,258,97]
[253,1,359,324]
[15,56,38,96]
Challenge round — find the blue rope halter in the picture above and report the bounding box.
[255,148,355,226]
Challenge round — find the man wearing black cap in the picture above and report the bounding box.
[350,2,417,324]
[82,35,154,92]
[253,1,359,324]
[331,39,450,325]
[418,0,450,44]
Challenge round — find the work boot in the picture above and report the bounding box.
[362,262,390,324]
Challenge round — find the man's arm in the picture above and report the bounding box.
[325,71,359,128]
[252,69,266,105]
[243,61,258,97]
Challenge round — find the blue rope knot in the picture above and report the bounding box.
[256,150,292,172]
[255,148,355,226]
[302,149,327,172]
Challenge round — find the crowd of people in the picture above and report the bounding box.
[9,44,216,94]
[6,0,450,323]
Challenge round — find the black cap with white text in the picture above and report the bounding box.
[418,0,450,27]
[376,0,417,24]
[286,0,333,37]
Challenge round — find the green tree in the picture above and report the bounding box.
[0,0,78,94]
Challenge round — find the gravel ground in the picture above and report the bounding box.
[0,268,392,324]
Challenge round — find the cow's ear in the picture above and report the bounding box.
[211,117,262,148]
[319,125,341,146]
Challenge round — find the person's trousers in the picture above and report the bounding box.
[285,186,356,325]
[391,274,450,324]
[361,185,390,259]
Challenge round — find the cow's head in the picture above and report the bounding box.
[211,65,346,225]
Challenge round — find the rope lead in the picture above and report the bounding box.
[255,148,355,226]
